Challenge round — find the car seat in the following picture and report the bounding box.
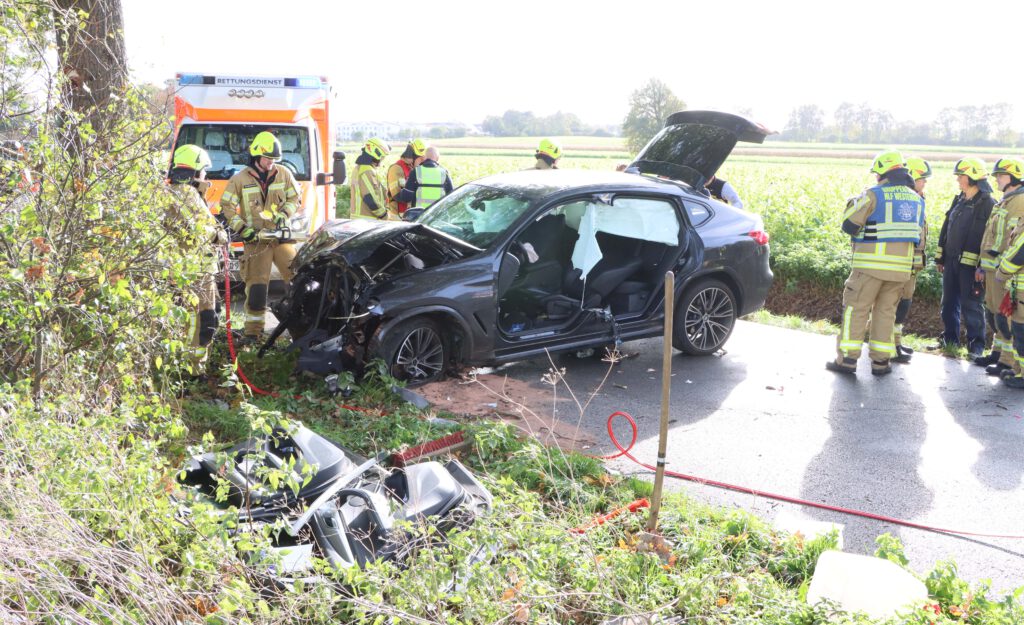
[279,133,306,174]
[543,256,643,320]
[204,131,234,171]
[506,213,577,308]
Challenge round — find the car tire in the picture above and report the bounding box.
[373,317,449,384]
[672,279,737,355]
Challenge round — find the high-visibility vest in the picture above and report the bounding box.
[848,184,924,275]
[852,184,925,244]
[414,164,448,207]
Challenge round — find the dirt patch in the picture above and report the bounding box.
[765,279,944,339]
[417,371,598,454]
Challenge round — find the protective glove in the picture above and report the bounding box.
[274,213,288,229]
[240,227,256,243]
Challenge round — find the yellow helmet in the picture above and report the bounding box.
[537,138,562,160]
[172,144,212,171]
[249,131,282,160]
[905,156,932,181]
[408,138,426,157]
[869,150,905,176]
[363,137,391,161]
[953,157,988,181]
[992,157,1024,180]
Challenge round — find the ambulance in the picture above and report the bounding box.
[170,73,346,272]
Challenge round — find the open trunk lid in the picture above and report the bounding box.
[631,110,774,189]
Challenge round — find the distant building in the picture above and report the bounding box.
[336,122,402,142]
[336,121,473,142]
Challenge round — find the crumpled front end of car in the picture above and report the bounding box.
[268,219,473,377]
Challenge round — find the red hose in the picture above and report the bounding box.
[601,410,1024,540]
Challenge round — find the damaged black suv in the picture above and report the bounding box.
[268,111,774,383]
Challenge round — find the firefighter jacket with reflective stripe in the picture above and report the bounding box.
[980,187,1024,270]
[165,176,220,246]
[997,219,1024,291]
[220,164,300,233]
[843,183,923,280]
[351,160,389,219]
[936,189,994,268]
[397,160,454,208]
[165,181,220,271]
[850,185,925,243]
[386,158,413,214]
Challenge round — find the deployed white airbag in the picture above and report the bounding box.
[571,199,680,278]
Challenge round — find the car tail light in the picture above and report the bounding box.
[748,230,769,245]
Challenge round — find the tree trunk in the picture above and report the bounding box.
[52,0,127,137]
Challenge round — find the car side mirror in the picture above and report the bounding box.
[331,151,346,185]
[402,207,426,222]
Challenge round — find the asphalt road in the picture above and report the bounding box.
[482,320,1024,594]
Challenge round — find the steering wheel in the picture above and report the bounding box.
[279,160,299,175]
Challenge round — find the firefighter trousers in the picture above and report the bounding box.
[893,273,918,346]
[983,272,1016,367]
[240,240,296,336]
[187,269,218,374]
[837,270,903,363]
[1010,290,1024,380]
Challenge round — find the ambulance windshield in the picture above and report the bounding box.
[174,124,311,181]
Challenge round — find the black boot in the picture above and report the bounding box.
[1002,375,1024,389]
[826,357,857,374]
[871,360,893,376]
[894,345,913,364]
[986,363,1010,376]
[1000,368,1019,380]
[973,351,1000,366]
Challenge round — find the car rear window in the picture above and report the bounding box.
[684,200,713,227]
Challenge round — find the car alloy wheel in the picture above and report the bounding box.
[379,318,448,383]
[673,279,737,355]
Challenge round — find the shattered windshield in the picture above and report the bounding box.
[418,184,532,248]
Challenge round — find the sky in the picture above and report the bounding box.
[122,0,1024,132]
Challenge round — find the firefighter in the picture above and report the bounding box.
[891,156,932,363]
[220,131,301,341]
[167,144,224,374]
[995,216,1024,388]
[934,158,995,358]
[386,138,425,216]
[350,137,391,220]
[397,145,454,209]
[983,158,1024,380]
[827,151,925,376]
[533,138,561,169]
[704,174,744,209]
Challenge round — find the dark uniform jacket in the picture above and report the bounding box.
[936,187,995,268]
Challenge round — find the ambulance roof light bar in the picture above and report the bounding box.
[176,74,326,88]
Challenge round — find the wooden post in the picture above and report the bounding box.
[645,270,674,533]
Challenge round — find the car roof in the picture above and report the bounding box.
[469,169,693,201]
